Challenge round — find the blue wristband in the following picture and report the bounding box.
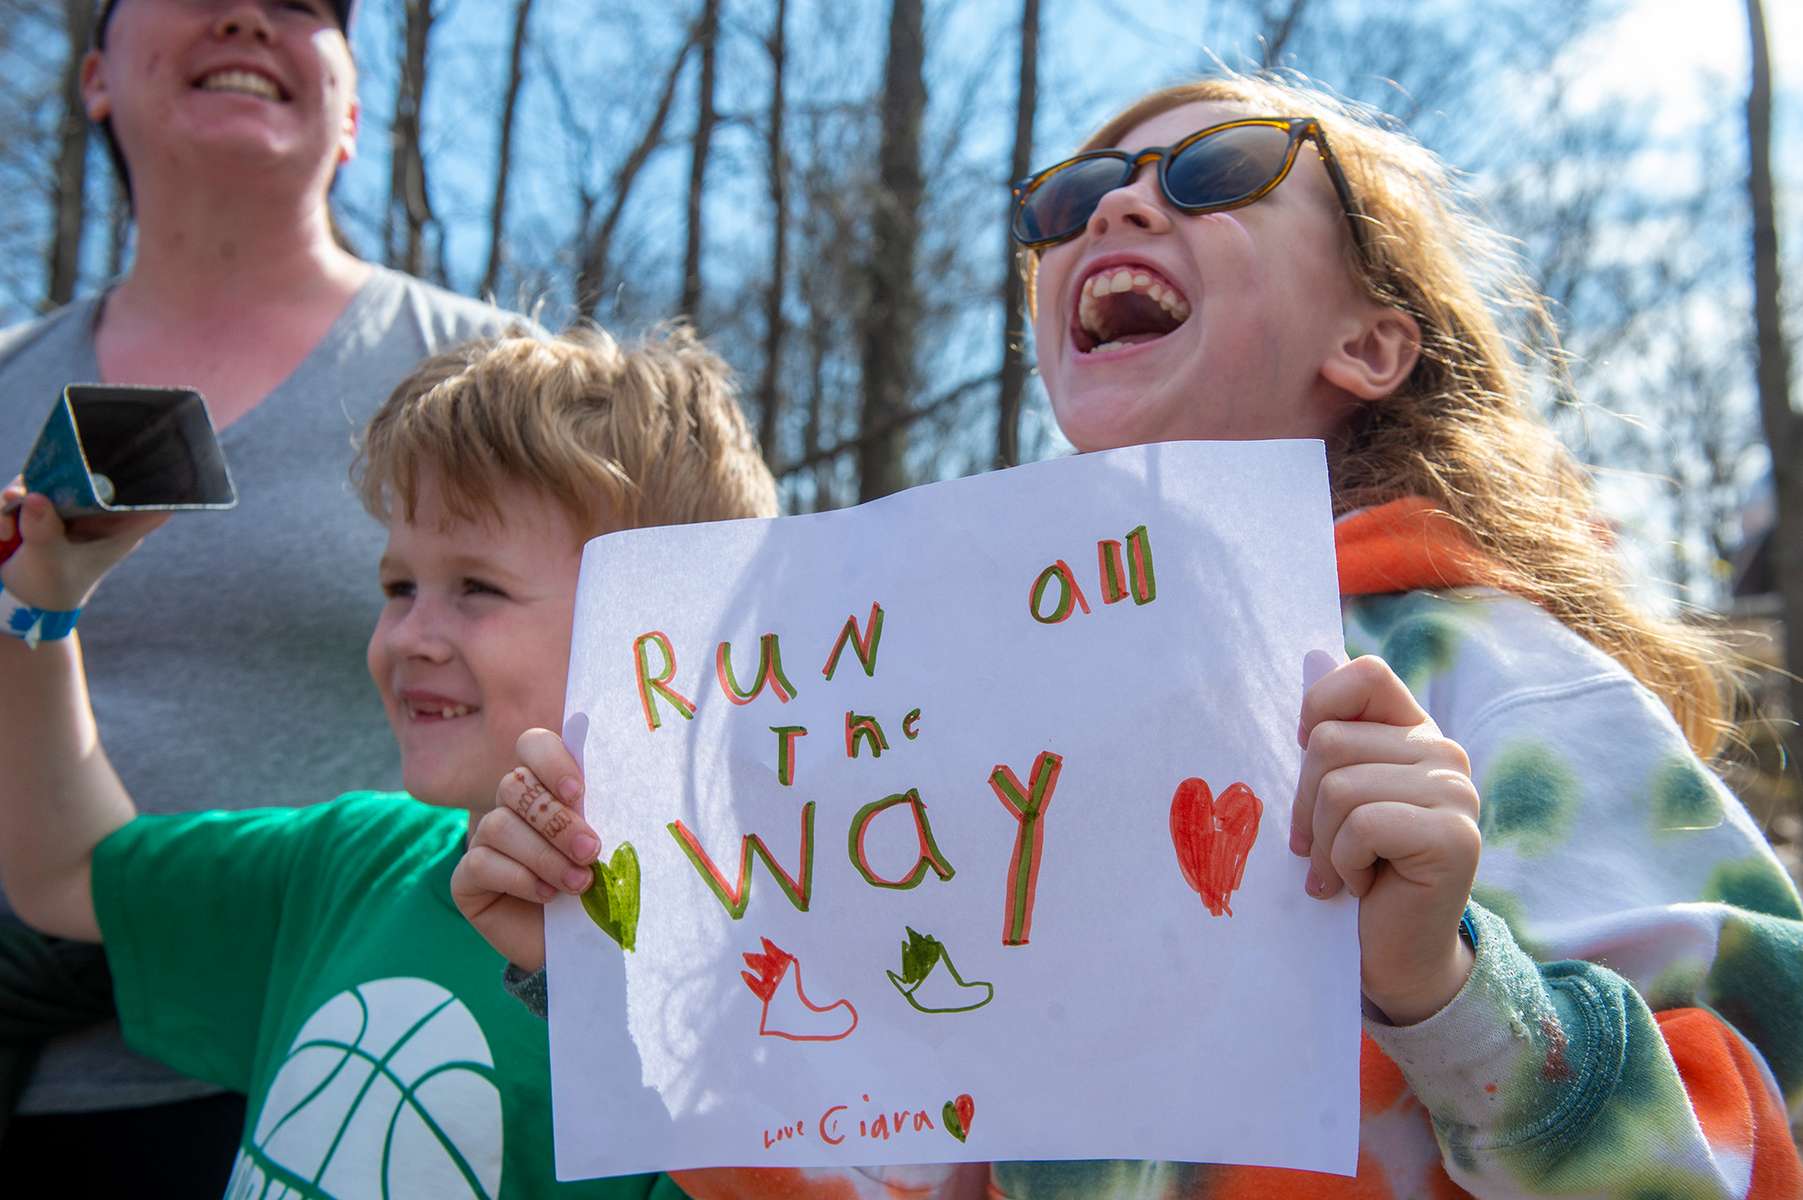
[0,584,80,648]
[1458,906,1481,953]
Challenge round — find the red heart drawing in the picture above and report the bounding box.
[1169,778,1263,917]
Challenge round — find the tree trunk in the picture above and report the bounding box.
[481,0,534,301]
[856,0,926,501]
[993,0,1038,468]
[45,0,91,308]
[572,25,698,317]
[1745,0,1802,767]
[387,0,436,278]
[680,0,720,321]
[755,0,788,461]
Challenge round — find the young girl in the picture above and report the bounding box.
[464,73,1803,1198]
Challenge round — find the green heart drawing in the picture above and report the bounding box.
[580,842,640,952]
[942,1093,974,1142]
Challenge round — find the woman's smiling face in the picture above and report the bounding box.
[1032,101,1378,453]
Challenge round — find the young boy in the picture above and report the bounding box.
[0,326,777,1199]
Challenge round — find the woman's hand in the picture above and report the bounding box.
[1293,654,1481,1025]
[0,479,169,609]
[452,728,602,972]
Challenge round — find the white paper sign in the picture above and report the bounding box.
[548,440,1359,1180]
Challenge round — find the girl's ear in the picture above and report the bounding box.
[1321,306,1420,400]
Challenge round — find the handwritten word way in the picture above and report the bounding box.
[625,526,1156,948]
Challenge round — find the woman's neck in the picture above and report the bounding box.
[111,179,368,320]
[93,177,373,426]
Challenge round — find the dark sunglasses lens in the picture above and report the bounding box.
[1165,124,1293,210]
[1016,156,1129,243]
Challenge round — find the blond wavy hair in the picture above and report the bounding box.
[356,324,778,538]
[1032,73,1727,755]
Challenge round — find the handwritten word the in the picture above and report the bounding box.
[1029,524,1157,624]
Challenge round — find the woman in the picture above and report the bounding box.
[0,1,519,1190]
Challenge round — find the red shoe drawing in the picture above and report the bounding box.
[740,937,859,1042]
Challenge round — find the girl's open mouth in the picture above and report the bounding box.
[1072,263,1190,356]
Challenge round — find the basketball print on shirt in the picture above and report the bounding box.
[226,978,503,1199]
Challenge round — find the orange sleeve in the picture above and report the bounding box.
[1656,1008,1800,1198]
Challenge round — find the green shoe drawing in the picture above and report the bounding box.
[885,927,993,1014]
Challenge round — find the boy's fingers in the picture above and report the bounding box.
[480,806,595,894]
[1299,656,1430,739]
[18,493,68,543]
[516,727,584,805]
[453,844,559,911]
[496,766,599,865]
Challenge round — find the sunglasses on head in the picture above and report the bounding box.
[1010,115,1364,254]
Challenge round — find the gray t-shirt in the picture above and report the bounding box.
[0,266,523,1113]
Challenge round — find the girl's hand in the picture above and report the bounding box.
[0,480,169,609]
[1293,654,1481,1025]
[452,728,601,972]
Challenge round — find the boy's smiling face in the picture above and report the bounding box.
[367,472,585,812]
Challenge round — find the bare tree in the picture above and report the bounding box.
[856,0,926,501]
[386,0,437,279]
[1745,0,1801,767]
[1258,0,1310,64]
[755,0,788,460]
[993,0,1038,468]
[680,0,719,321]
[480,0,534,301]
[566,21,699,317]
[45,0,91,308]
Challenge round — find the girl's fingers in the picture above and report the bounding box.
[1309,760,1481,897]
[516,727,585,809]
[477,805,595,894]
[1299,656,1431,739]
[453,843,559,912]
[495,765,600,866]
[1324,801,1482,902]
[1290,718,1463,855]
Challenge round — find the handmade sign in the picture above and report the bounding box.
[547,440,1359,1180]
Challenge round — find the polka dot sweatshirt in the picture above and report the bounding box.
[559,500,1803,1199]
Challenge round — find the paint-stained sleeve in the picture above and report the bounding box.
[1366,903,1801,1197]
[1347,590,1803,1198]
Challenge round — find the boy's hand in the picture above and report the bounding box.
[1293,655,1481,1025]
[0,480,169,610]
[452,727,601,972]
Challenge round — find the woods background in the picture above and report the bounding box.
[0,0,1798,868]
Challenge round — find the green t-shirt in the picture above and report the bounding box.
[92,791,683,1200]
